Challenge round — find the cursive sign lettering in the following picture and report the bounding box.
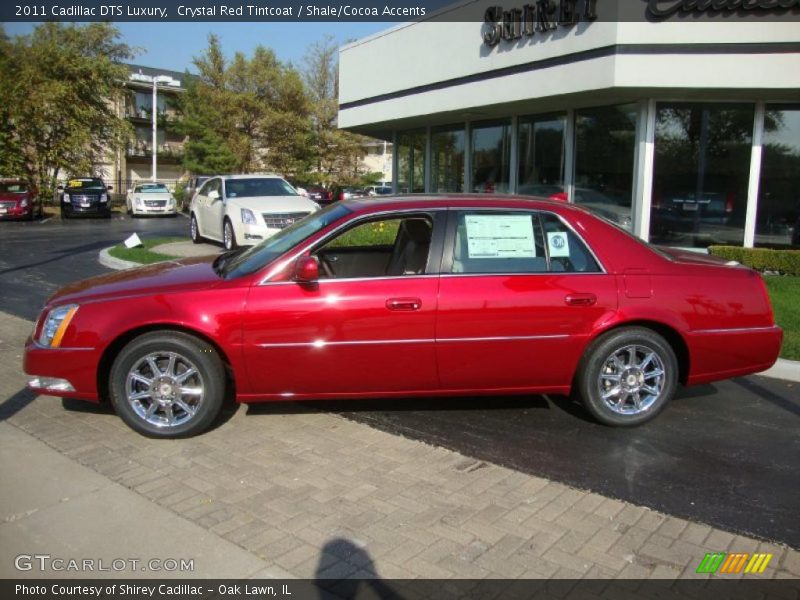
[647,0,800,18]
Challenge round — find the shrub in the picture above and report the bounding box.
[708,246,800,276]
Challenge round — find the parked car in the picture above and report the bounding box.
[0,179,37,221]
[24,195,782,438]
[182,175,212,212]
[306,186,333,204]
[126,183,178,217]
[519,184,633,231]
[189,174,321,251]
[331,186,368,202]
[60,178,112,219]
[367,185,393,196]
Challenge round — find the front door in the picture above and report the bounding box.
[241,212,445,397]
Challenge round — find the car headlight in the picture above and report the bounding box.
[20,198,29,208]
[241,208,256,224]
[135,197,143,206]
[38,304,79,348]
[100,193,108,203]
[63,193,70,203]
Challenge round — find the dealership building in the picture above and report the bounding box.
[338,1,800,248]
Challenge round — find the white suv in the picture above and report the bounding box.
[189,175,320,250]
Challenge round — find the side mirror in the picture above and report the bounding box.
[107,185,113,191]
[208,190,220,201]
[293,256,319,283]
[57,185,64,191]
[127,188,132,194]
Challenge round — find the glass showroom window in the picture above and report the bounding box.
[756,105,800,248]
[650,102,754,248]
[517,113,566,198]
[397,131,426,193]
[471,120,511,194]
[431,126,465,192]
[574,105,637,231]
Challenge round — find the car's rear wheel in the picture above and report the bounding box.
[109,332,225,438]
[190,214,203,244]
[575,327,677,427]
[223,218,237,251]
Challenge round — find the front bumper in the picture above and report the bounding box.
[23,337,101,402]
[64,202,111,217]
[0,204,32,219]
[133,205,177,216]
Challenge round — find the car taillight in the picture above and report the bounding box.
[338,191,345,201]
[549,192,568,202]
[652,191,662,209]
[725,193,735,213]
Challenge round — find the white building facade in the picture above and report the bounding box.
[338,2,800,248]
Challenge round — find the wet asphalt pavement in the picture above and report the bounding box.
[2,213,798,548]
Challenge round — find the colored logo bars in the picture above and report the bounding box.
[696,552,773,574]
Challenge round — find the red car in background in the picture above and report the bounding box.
[24,196,782,438]
[0,179,37,220]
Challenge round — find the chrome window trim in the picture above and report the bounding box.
[445,206,607,275]
[257,207,448,286]
[257,333,570,348]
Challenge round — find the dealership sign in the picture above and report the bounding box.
[647,0,800,17]
[482,0,598,46]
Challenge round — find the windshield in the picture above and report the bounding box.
[135,184,169,193]
[0,182,28,193]
[221,203,351,279]
[225,178,297,199]
[66,178,104,190]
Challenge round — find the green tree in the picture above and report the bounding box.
[176,35,311,177]
[0,23,134,202]
[302,35,369,186]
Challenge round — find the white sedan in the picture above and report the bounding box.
[189,175,320,250]
[126,183,178,217]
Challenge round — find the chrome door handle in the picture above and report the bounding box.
[386,298,422,311]
[565,293,597,306]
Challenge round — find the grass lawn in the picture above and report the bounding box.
[108,237,183,265]
[764,276,800,361]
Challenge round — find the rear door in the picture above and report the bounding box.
[435,209,618,392]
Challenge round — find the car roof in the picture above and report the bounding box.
[343,194,584,214]
[220,174,284,180]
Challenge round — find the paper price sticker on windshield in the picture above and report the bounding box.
[547,231,570,257]
[465,215,535,258]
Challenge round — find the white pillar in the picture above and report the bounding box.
[509,115,519,194]
[633,99,657,241]
[564,109,575,203]
[151,80,158,182]
[744,102,765,249]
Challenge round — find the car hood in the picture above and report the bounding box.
[133,193,172,201]
[0,193,26,202]
[227,195,319,213]
[46,256,222,307]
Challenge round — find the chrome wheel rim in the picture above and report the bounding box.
[191,217,197,240]
[125,351,204,428]
[597,344,665,416]
[224,222,232,249]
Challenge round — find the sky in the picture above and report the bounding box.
[4,21,393,73]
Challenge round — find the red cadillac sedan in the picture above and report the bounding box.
[24,196,782,437]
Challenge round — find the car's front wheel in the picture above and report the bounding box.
[109,332,226,438]
[223,218,237,251]
[574,327,678,427]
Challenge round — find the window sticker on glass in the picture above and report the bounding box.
[465,215,536,258]
[547,231,570,257]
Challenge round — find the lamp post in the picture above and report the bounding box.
[129,71,181,182]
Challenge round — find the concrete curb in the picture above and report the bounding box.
[759,358,800,383]
[98,246,139,271]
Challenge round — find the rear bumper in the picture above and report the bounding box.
[23,337,101,402]
[686,325,783,385]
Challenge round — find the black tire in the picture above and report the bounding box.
[109,331,226,438]
[574,327,678,427]
[223,218,237,251]
[190,213,203,244]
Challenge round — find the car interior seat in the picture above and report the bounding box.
[386,218,432,276]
